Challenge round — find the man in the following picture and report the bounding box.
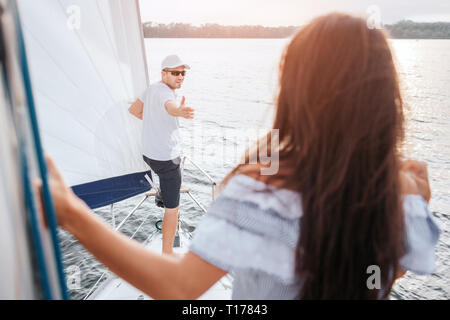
[129,54,194,255]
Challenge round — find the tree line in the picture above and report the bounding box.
[142,22,298,38]
[142,21,450,39]
[384,21,450,39]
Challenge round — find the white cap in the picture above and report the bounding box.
[161,54,190,70]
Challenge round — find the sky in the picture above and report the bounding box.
[138,0,450,27]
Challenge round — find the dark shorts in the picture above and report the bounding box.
[143,155,181,209]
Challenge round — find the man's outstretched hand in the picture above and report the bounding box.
[165,96,194,119]
[179,96,194,119]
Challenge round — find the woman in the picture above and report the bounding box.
[46,13,439,299]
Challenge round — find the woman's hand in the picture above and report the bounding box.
[400,159,431,203]
[43,155,87,229]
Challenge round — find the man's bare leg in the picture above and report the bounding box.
[162,207,179,254]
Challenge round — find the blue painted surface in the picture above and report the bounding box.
[72,171,153,209]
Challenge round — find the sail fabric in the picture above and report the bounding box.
[1,0,67,298]
[0,66,37,299]
[17,0,151,208]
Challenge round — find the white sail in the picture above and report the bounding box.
[17,0,150,208]
[1,0,67,299]
[0,67,36,300]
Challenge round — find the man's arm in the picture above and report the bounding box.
[129,99,144,120]
[165,96,194,119]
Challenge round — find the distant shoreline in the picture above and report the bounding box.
[142,21,450,40]
[143,36,450,40]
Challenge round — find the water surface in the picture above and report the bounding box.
[61,38,450,300]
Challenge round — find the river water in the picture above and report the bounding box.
[60,38,450,300]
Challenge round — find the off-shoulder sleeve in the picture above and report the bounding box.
[400,195,441,275]
[189,175,302,284]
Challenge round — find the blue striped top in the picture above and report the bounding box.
[189,174,441,299]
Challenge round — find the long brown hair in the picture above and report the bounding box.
[223,13,405,299]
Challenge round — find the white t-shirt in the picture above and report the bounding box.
[140,81,182,161]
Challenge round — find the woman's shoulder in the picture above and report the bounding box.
[190,169,302,282]
[217,170,302,220]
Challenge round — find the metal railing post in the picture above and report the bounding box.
[110,204,115,229]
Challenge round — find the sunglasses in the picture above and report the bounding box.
[165,70,187,77]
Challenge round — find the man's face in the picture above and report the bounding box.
[161,65,186,90]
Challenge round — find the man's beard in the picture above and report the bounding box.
[167,82,180,90]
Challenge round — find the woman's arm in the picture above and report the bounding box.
[399,159,431,204]
[45,157,226,299]
[400,160,431,203]
[396,159,432,280]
